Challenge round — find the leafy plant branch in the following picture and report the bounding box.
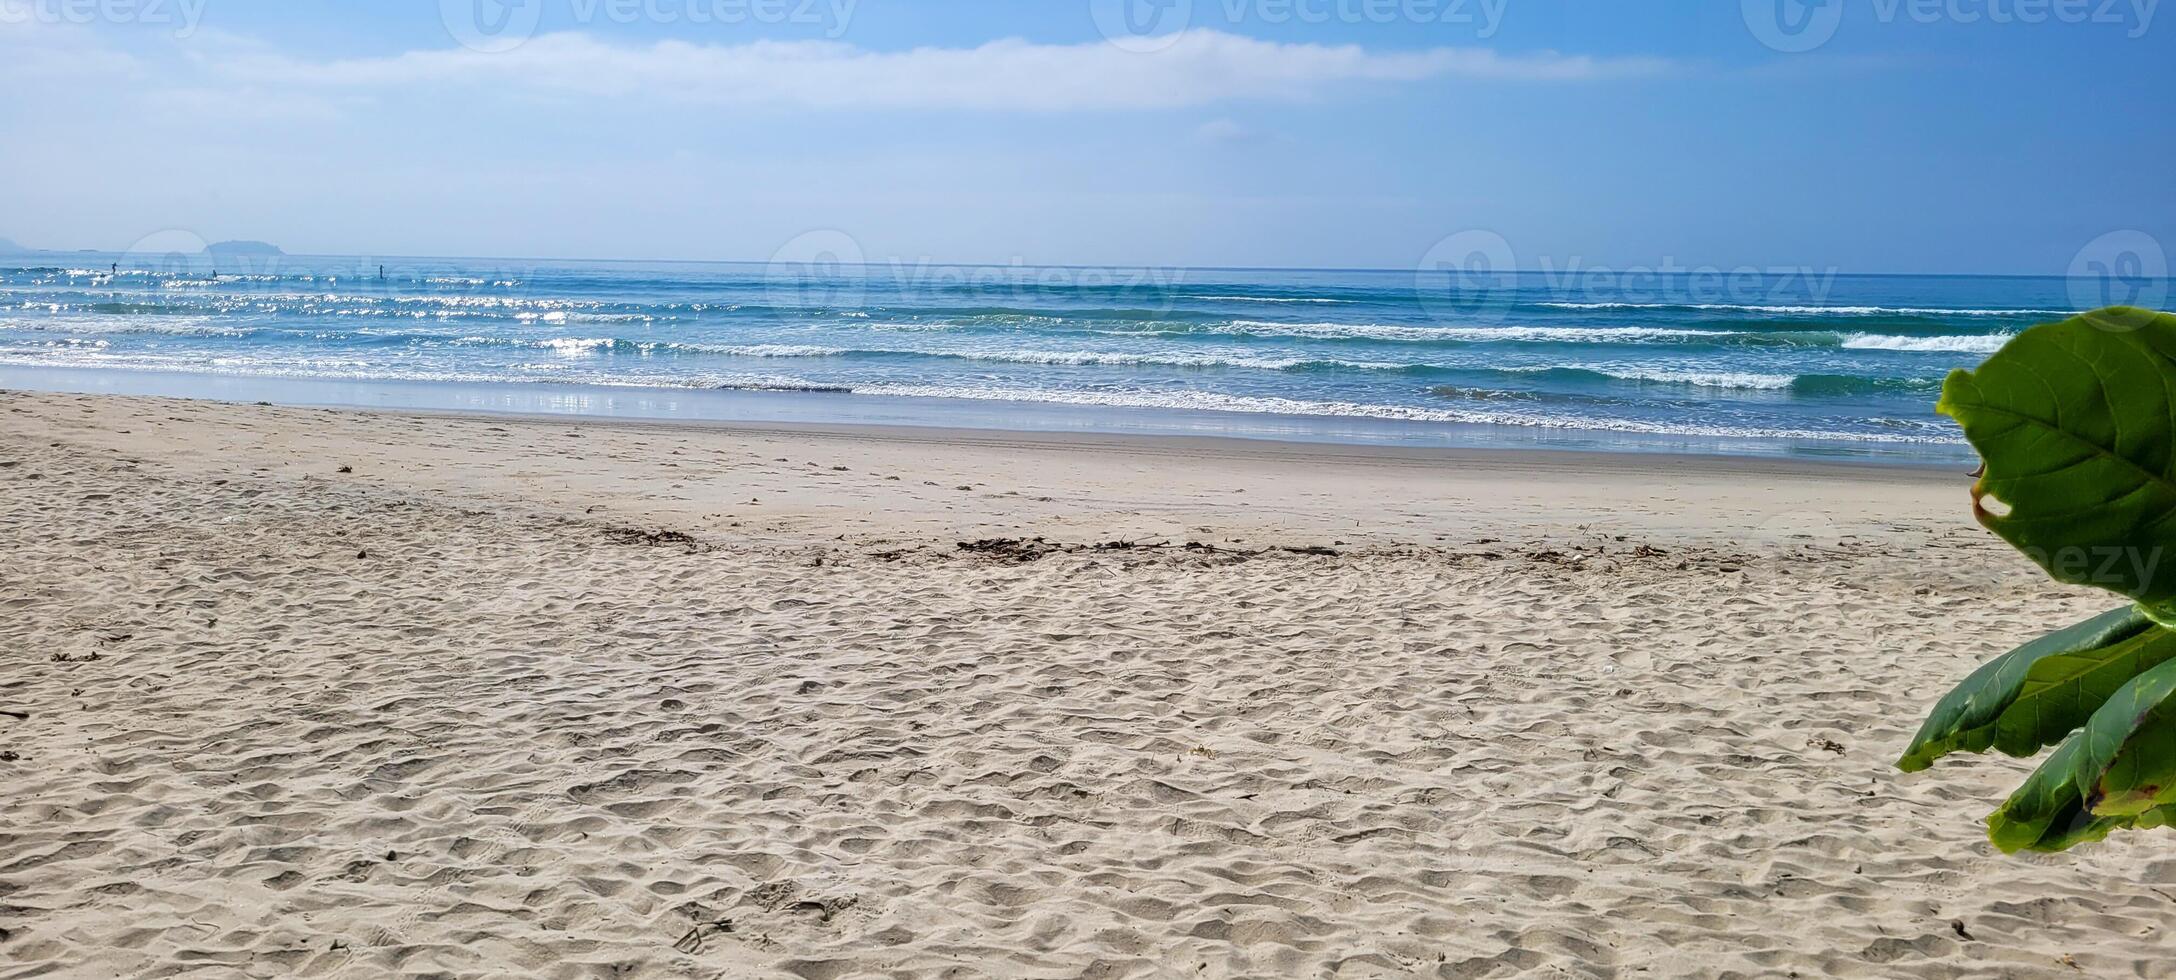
[1900,305,2176,852]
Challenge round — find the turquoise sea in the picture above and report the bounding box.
[0,252,2153,461]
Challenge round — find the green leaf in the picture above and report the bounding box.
[1987,658,2176,852]
[1987,735,2130,852]
[1896,605,2163,772]
[1937,307,2176,609]
[2077,657,2176,817]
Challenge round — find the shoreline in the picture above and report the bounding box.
[0,364,1973,467]
[1,387,1973,550]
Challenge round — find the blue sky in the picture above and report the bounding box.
[0,0,2168,273]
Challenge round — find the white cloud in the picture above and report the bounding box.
[1195,117,1287,145]
[1195,118,1255,142]
[0,17,138,79]
[141,86,351,123]
[213,29,1671,111]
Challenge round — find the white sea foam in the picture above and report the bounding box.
[1539,301,2071,317]
[1839,332,2011,353]
[1604,369,1796,390]
[704,343,855,358]
[848,382,1958,444]
[109,290,625,316]
[692,343,1376,372]
[516,311,655,324]
[1220,320,1732,344]
[1189,295,1349,304]
[0,318,253,338]
[970,349,1309,370]
[1508,365,1798,390]
[0,352,1960,445]
[540,337,618,354]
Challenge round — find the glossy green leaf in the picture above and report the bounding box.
[1896,605,2163,772]
[1987,658,2176,852]
[1987,735,2128,852]
[1904,307,2176,853]
[1984,749,2176,853]
[1937,307,2176,610]
[2077,657,2176,817]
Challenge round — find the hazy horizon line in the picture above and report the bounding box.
[0,243,2136,282]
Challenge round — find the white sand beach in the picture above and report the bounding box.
[3,389,2172,978]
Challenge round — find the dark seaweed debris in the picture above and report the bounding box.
[603,527,707,552]
[954,537,1342,563]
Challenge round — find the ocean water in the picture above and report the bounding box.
[0,254,2126,461]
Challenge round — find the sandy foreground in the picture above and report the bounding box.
[2,388,2173,979]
